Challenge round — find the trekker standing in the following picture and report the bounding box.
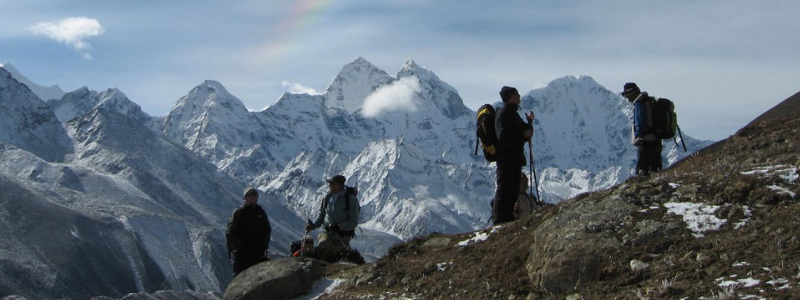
[493,86,534,225]
[226,187,272,276]
[622,82,662,176]
[305,174,360,251]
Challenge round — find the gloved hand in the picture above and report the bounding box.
[633,137,644,147]
[330,224,340,233]
[305,223,314,232]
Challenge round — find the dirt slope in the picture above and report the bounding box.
[315,93,800,300]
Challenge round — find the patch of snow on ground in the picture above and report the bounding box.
[732,262,750,267]
[766,278,791,290]
[734,206,752,229]
[293,279,345,300]
[638,206,661,213]
[718,277,760,288]
[741,165,798,184]
[456,226,501,247]
[664,202,726,238]
[669,182,681,189]
[767,185,797,198]
[436,262,453,272]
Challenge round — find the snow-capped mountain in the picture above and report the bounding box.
[47,86,153,127]
[0,59,713,299]
[160,59,711,242]
[0,67,73,162]
[521,76,711,201]
[0,66,305,299]
[160,58,486,241]
[1,63,65,101]
[323,57,395,113]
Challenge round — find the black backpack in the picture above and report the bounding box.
[648,98,677,139]
[475,104,498,162]
[648,98,687,151]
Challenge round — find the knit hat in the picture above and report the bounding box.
[499,86,519,102]
[325,174,346,186]
[621,82,640,97]
[243,187,258,198]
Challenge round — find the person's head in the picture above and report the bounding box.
[500,86,520,105]
[621,82,641,101]
[243,187,259,206]
[326,174,346,194]
[519,173,529,193]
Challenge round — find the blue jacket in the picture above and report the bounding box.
[631,92,658,143]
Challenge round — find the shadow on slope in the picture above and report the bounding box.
[0,174,167,300]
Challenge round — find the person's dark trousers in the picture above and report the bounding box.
[636,141,663,176]
[232,251,266,276]
[493,162,522,225]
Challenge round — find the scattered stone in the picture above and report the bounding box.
[423,237,451,248]
[565,293,583,300]
[696,253,710,265]
[630,260,650,272]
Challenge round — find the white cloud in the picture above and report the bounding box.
[281,80,321,95]
[361,77,421,118]
[29,17,104,59]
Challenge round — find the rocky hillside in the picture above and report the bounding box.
[311,91,800,299]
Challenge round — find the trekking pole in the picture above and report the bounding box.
[300,219,312,257]
[528,139,542,205]
[676,124,688,152]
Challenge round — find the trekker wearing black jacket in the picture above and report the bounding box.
[493,86,534,225]
[226,187,272,276]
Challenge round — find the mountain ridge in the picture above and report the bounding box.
[0,59,715,299]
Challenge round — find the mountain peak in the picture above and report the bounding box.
[398,57,429,78]
[402,58,418,70]
[0,63,65,101]
[396,58,469,119]
[323,57,394,113]
[201,79,225,90]
[544,75,599,90]
[171,80,246,113]
[162,79,254,153]
[0,67,72,161]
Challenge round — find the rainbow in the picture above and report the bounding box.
[259,0,332,64]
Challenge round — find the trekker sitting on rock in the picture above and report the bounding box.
[305,174,360,253]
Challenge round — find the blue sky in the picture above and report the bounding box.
[1,0,799,141]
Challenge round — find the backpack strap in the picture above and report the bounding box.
[322,188,356,211]
[644,98,654,129]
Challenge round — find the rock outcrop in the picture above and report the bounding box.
[222,258,323,300]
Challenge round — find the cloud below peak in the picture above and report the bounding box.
[282,80,321,95]
[30,17,104,59]
[361,77,421,118]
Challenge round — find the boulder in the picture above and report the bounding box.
[222,258,323,300]
[526,195,637,294]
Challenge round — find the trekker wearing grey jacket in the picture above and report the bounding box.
[305,174,360,250]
